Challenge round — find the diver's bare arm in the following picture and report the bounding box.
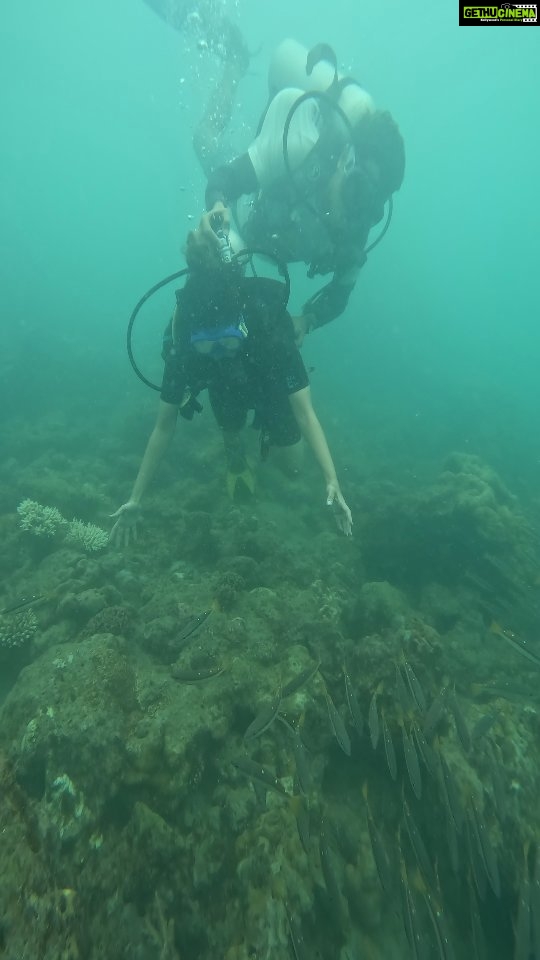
[288,387,338,485]
[130,401,179,505]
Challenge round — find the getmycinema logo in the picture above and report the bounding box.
[460,2,538,23]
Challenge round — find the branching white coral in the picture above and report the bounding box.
[66,519,109,553]
[17,499,108,552]
[0,610,38,650]
[17,499,67,537]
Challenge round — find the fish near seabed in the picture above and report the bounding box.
[325,689,352,757]
[382,712,397,781]
[489,620,540,668]
[368,689,380,750]
[243,686,282,742]
[343,663,364,736]
[401,724,422,800]
[363,784,392,893]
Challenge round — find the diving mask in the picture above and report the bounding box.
[190,317,248,358]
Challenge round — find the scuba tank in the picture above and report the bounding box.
[267,38,375,126]
[244,39,395,279]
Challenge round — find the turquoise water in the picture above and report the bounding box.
[1,2,539,958]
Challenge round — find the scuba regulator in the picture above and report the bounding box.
[213,218,232,264]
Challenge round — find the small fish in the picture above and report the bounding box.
[395,663,415,714]
[368,690,380,750]
[399,856,425,960]
[465,814,487,903]
[285,903,308,960]
[449,688,471,753]
[363,784,392,893]
[468,873,487,960]
[278,716,313,795]
[421,882,455,960]
[486,743,507,821]
[318,828,344,918]
[403,660,427,713]
[411,722,438,778]
[403,798,434,885]
[171,661,225,682]
[472,679,536,704]
[382,712,397,781]
[402,724,422,800]
[177,608,212,645]
[290,795,311,855]
[470,795,500,898]
[325,689,351,757]
[490,620,540,669]
[423,688,448,740]
[439,754,464,835]
[231,756,288,796]
[445,810,460,875]
[243,687,282,741]
[1,594,44,615]
[514,844,531,960]
[343,664,364,736]
[281,660,320,699]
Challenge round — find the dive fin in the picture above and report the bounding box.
[227,466,256,501]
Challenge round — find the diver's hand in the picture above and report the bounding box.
[326,481,353,537]
[200,202,231,247]
[292,313,315,347]
[110,501,140,547]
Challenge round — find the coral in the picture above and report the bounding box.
[0,610,38,650]
[79,604,136,640]
[17,498,67,537]
[17,499,108,553]
[345,581,410,636]
[66,519,109,552]
[214,572,245,611]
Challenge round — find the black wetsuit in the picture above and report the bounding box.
[161,276,309,448]
[206,155,367,332]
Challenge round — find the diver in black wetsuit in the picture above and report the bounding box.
[111,216,353,543]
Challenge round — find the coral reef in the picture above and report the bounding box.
[2,423,540,960]
[0,610,38,651]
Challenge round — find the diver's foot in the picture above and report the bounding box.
[227,466,256,502]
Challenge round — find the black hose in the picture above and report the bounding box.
[127,251,290,392]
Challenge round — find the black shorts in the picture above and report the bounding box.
[208,380,301,448]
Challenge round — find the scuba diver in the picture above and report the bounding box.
[201,38,406,341]
[110,216,353,543]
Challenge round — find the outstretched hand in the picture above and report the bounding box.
[110,501,140,548]
[326,482,353,537]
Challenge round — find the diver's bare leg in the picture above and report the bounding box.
[193,23,249,176]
